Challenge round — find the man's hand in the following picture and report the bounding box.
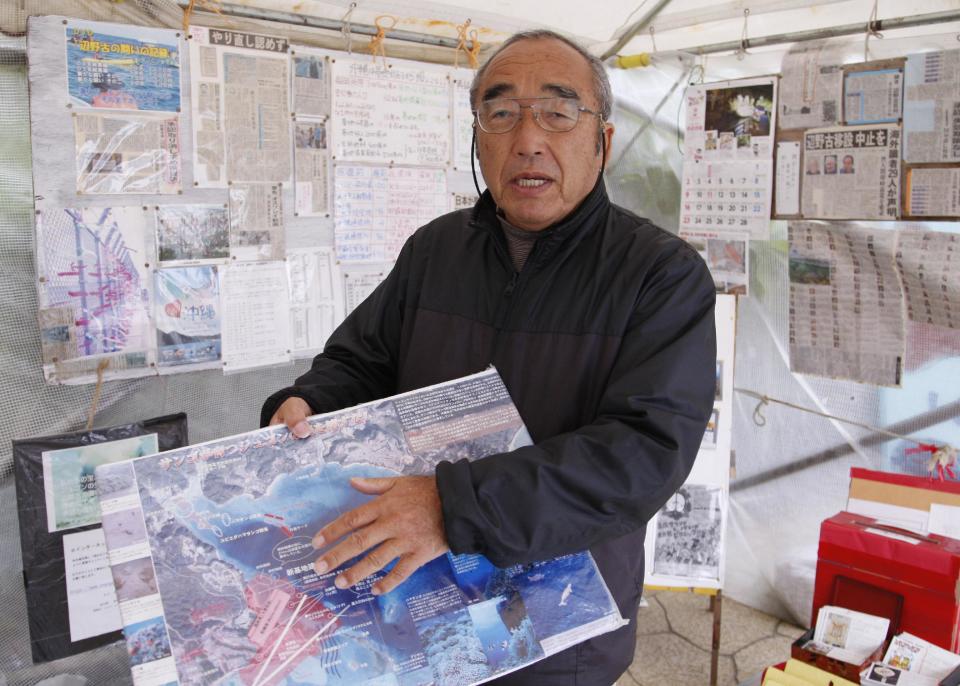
[269,397,313,438]
[312,475,449,595]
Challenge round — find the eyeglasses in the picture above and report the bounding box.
[473,97,602,134]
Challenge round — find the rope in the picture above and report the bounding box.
[454,19,470,68]
[649,24,657,53]
[466,28,481,69]
[341,2,356,54]
[85,359,111,431]
[181,0,223,33]
[368,15,396,66]
[735,387,957,475]
[864,0,883,61]
[736,8,750,61]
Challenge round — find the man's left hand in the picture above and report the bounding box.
[312,475,449,595]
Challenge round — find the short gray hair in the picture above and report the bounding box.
[469,30,613,122]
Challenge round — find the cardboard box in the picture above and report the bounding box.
[813,512,960,651]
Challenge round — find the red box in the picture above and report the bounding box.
[813,511,960,652]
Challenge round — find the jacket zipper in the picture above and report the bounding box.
[490,240,540,362]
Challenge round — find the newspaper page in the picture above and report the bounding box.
[74,111,181,194]
[334,164,448,263]
[775,140,801,216]
[343,266,388,314]
[680,77,777,241]
[220,260,292,372]
[680,230,749,295]
[294,121,330,216]
[903,49,960,163]
[228,182,285,261]
[843,66,903,125]
[96,369,626,686]
[287,247,344,356]
[156,204,229,264]
[65,23,180,112]
[35,207,154,371]
[896,227,960,329]
[291,48,330,118]
[453,69,475,170]
[904,167,960,217]
[801,124,901,219]
[188,26,291,186]
[789,221,905,386]
[778,40,843,130]
[331,57,450,166]
[154,266,221,368]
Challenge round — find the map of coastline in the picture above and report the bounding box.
[97,370,625,685]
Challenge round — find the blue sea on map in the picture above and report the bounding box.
[66,28,180,112]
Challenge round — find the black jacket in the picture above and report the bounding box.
[261,180,717,685]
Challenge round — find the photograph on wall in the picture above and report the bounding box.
[652,485,724,582]
[154,266,221,367]
[156,204,229,264]
[65,24,181,112]
[36,207,154,364]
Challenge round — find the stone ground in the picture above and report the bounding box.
[621,591,805,686]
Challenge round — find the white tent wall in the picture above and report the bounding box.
[1,0,960,682]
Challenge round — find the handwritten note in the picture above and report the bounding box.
[334,164,448,263]
[331,59,450,166]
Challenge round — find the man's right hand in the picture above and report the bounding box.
[269,397,313,439]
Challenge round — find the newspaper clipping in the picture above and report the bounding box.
[287,247,345,356]
[228,183,285,261]
[74,112,181,194]
[903,49,960,163]
[778,40,843,130]
[189,27,291,186]
[294,121,330,216]
[801,124,901,220]
[896,228,960,329]
[843,67,903,125]
[680,77,776,242]
[904,167,960,217]
[789,221,905,386]
[680,230,749,295]
[292,50,330,118]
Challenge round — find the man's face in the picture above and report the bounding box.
[474,38,614,231]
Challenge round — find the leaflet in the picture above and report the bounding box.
[884,631,960,679]
[96,369,625,685]
[896,227,960,329]
[775,141,801,216]
[789,221,904,386]
[808,605,889,664]
[801,124,901,220]
[679,229,749,296]
[903,49,960,163]
[63,528,124,642]
[651,485,724,582]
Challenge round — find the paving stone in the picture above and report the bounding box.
[635,591,670,635]
[655,592,778,654]
[733,635,796,682]
[630,631,737,686]
[775,621,807,640]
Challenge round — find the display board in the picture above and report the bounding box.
[27,15,480,385]
[643,294,737,590]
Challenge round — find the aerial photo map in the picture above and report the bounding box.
[97,369,624,686]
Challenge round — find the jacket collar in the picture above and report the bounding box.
[471,175,611,256]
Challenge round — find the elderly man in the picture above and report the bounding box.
[262,29,716,684]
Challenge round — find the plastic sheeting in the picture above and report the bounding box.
[2,2,960,683]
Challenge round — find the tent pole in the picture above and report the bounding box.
[666,9,960,56]
[600,0,675,61]
[174,0,477,51]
